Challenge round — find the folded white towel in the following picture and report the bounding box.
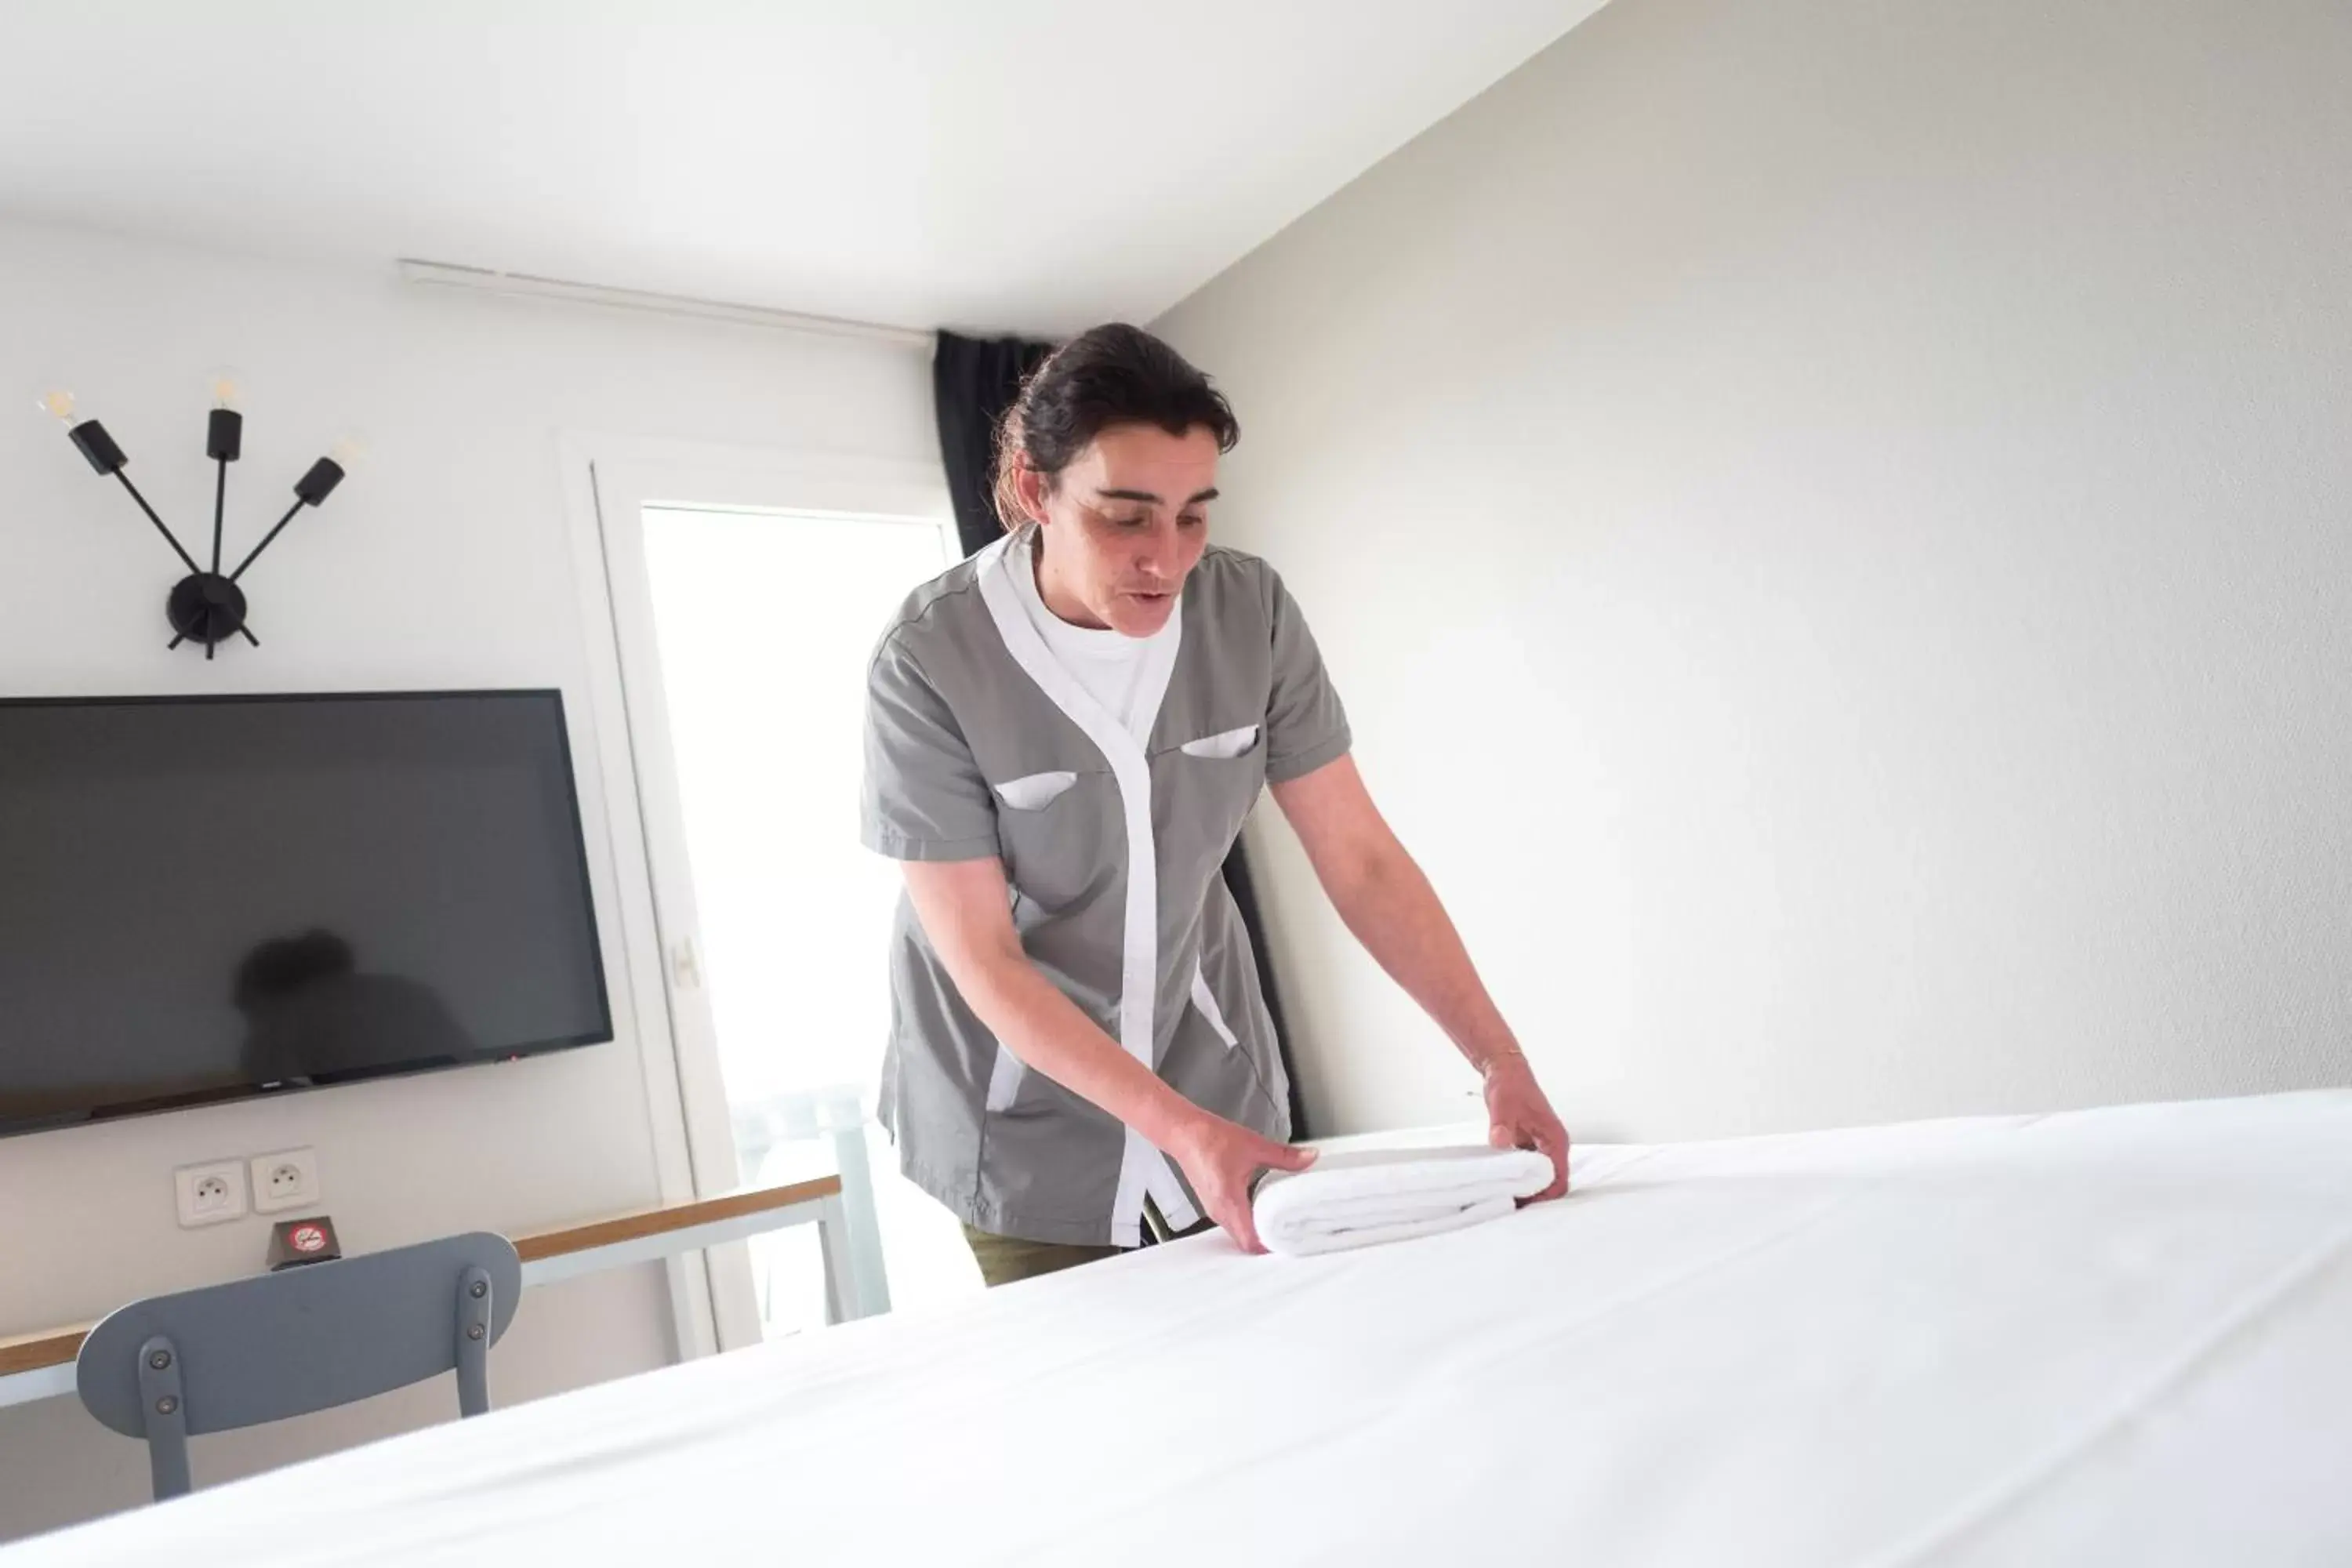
[1251,1145,1557,1258]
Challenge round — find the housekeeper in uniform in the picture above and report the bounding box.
[862,325,1568,1287]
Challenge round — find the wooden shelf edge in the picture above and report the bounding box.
[1,1174,846,1377]
[0,1325,93,1378]
[512,1174,842,1263]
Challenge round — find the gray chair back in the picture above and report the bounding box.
[76,1231,521,1501]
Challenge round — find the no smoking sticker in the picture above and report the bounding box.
[267,1214,339,1271]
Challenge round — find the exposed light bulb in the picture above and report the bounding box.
[209,370,243,412]
[37,388,78,423]
[328,432,368,472]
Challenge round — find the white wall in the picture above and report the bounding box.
[1156,0,2352,1142]
[0,217,937,1540]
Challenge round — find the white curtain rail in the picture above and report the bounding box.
[396,259,935,350]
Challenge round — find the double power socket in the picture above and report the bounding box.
[173,1148,321,1229]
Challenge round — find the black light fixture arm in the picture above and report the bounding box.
[206,406,241,576]
[229,497,309,583]
[109,466,205,578]
[47,391,350,659]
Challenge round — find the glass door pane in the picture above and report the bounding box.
[639,505,983,1334]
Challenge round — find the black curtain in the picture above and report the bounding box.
[931,330,1311,1138]
[934,332,1051,557]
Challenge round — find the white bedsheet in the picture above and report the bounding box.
[12,1091,2352,1566]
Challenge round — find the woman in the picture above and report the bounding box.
[863,324,1566,1287]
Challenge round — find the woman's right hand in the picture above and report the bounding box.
[1166,1112,1317,1253]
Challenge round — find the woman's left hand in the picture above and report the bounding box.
[1483,1051,1570,1200]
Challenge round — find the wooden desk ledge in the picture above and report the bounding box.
[511,1174,840,1263]
[0,1323,92,1380]
[0,1173,845,1379]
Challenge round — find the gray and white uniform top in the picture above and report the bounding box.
[861,528,1351,1247]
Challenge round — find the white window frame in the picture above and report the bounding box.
[557,431,955,1356]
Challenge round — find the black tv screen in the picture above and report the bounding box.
[0,690,612,1136]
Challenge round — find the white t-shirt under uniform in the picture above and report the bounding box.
[1007,530,1173,742]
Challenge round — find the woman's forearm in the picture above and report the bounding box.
[902,858,1209,1147]
[1273,758,1524,1076]
[953,949,1208,1151]
[1271,760,1566,1196]
[907,862,1314,1244]
[1325,844,1523,1073]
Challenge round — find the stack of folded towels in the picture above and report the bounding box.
[1250,1145,1557,1258]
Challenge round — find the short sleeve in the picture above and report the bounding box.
[861,633,1002,862]
[1262,567,1352,784]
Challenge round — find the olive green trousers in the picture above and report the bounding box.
[962,1201,1215,1287]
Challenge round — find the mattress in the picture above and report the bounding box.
[12,1091,2352,1566]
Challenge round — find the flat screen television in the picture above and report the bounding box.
[0,690,613,1136]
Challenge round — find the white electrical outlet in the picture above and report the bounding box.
[173,1160,249,1228]
[249,1148,321,1214]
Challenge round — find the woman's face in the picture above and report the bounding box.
[1021,422,1220,637]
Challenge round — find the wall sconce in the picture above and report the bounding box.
[39,377,362,659]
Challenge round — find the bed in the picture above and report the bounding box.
[11,1090,2351,1565]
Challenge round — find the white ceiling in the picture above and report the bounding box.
[0,1,1606,336]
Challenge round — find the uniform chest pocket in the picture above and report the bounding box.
[1178,724,1260,760]
[993,771,1080,811]
[1156,725,1269,890]
[991,770,1116,913]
